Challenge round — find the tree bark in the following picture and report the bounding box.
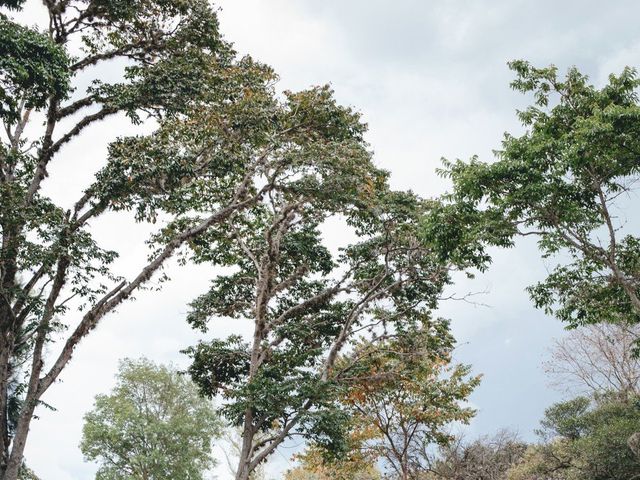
[0,224,20,477]
[235,414,254,480]
[0,334,13,477]
[2,396,36,480]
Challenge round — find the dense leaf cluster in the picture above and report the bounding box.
[0,19,69,122]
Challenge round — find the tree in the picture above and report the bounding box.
[80,358,222,480]
[440,61,640,333]
[338,324,480,480]
[544,323,640,397]
[506,441,573,480]
[425,431,527,480]
[507,394,640,480]
[0,1,377,477]
[184,151,483,480]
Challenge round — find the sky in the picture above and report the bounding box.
[8,1,640,478]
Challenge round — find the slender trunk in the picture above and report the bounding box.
[2,397,36,480]
[4,266,67,480]
[236,319,262,480]
[0,333,12,477]
[0,225,20,478]
[235,412,254,480]
[234,249,271,480]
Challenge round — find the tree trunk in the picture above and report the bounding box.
[0,225,21,478]
[235,462,251,480]
[2,401,36,480]
[0,335,11,478]
[400,452,411,480]
[2,362,40,480]
[401,466,410,480]
[0,302,17,478]
[235,417,254,480]
[235,395,259,478]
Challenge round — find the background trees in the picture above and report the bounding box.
[544,323,640,397]
[284,327,479,480]
[285,446,381,480]
[507,395,640,480]
[425,431,527,480]
[502,317,640,480]
[80,359,222,480]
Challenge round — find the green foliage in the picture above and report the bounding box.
[73,0,239,120]
[0,18,70,123]
[80,358,222,480]
[16,465,38,480]
[419,198,516,273]
[537,397,590,440]
[441,61,640,328]
[185,192,456,438]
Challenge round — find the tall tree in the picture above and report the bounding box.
[80,358,222,480]
[0,1,371,477]
[0,1,262,473]
[440,62,640,332]
[185,158,479,480]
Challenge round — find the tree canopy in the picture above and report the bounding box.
[183,137,482,478]
[0,0,396,477]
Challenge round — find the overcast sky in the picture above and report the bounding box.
[10,1,640,478]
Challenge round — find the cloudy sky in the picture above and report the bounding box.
[10,1,640,478]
